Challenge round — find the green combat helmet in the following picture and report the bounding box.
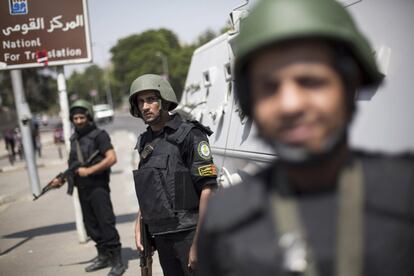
[70,99,94,121]
[129,74,178,118]
[234,0,384,117]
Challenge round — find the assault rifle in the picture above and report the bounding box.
[33,150,100,201]
[139,218,153,276]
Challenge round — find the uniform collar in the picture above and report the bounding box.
[147,113,183,136]
[70,122,97,140]
[164,113,183,130]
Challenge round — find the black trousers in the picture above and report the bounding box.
[153,229,196,276]
[78,186,121,251]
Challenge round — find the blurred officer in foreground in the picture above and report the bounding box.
[51,99,125,276]
[197,0,414,275]
[129,74,217,276]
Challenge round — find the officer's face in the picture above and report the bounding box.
[248,41,348,154]
[72,113,88,129]
[136,90,161,124]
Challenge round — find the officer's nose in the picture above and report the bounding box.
[142,101,151,111]
[73,117,86,126]
[277,81,306,117]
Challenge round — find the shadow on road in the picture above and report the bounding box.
[1,212,137,255]
[0,236,33,256]
[121,247,140,270]
[57,247,139,269]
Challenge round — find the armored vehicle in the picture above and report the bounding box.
[177,0,414,187]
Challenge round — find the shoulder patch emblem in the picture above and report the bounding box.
[198,164,217,177]
[197,141,212,160]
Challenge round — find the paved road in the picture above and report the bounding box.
[0,113,164,275]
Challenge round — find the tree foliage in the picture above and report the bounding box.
[65,25,230,109]
[0,69,57,133]
[67,65,108,105]
[110,28,193,101]
[0,69,57,113]
[23,69,58,112]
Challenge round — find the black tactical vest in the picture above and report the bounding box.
[68,128,107,192]
[133,121,207,235]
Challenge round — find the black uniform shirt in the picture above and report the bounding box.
[69,128,114,188]
[94,130,114,157]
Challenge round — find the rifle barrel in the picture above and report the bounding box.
[32,150,100,201]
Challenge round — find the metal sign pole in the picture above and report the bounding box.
[10,69,41,196]
[56,65,88,243]
[57,67,71,151]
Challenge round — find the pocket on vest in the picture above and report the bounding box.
[133,155,176,225]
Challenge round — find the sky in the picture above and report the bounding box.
[65,0,246,75]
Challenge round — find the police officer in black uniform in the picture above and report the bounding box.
[197,0,414,276]
[129,74,218,276]
[51,99,125,276]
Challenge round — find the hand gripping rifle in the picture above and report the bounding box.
[33,150,100,201]
[139,218,153,276]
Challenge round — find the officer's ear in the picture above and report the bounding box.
[161,99,171,111]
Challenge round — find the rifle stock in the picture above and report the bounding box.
[140,218,153,276]
[33,150,100,201]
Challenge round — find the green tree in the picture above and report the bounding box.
[24,69,58,113]
[67,25,231,107]
[67,65,106,105]
[110,28,189,101]
[0,69,57,113]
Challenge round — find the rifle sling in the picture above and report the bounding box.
[75,139,85,163]
[271,158,364,276]
[335,159,364,276]
[271,170,318,276]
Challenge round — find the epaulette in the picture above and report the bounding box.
[167,120,213,145]
[190,120,213,136]
[167,123,193,145]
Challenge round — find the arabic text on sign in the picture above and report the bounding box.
[2,15,84,36]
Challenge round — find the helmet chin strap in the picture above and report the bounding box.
[267,128,347,166]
